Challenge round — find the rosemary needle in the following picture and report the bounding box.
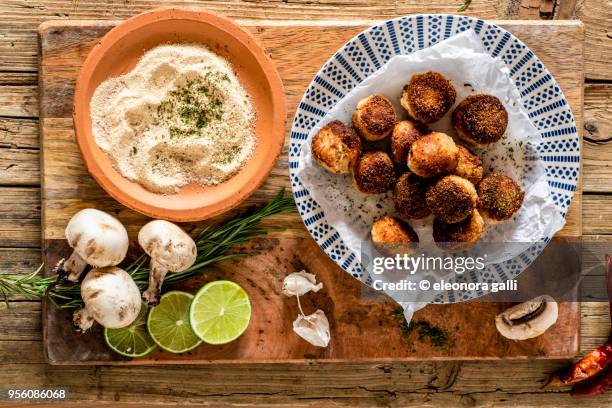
[458,0,472,12]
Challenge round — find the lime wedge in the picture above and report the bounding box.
[104,305,157,358]
[189,280,252,345]
[147,291,202,353]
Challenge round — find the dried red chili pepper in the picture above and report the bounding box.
[545,255,612,392]
[545,343,612,387]
[571,368,612,397]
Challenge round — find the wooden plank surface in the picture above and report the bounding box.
[0,0,610,405]
[39,20,583,364]
[0,0,608,80]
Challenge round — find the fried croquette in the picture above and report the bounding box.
[454,145,484,185]
[401,71,456,123]
[352,151,396,194]
[433,209,485,251]
[393,172,430,220]
[477,173,525,222]
[352,94,397,141]
[426,175,478,223]
[408,132,459,178]
[452,94,508,147]
[311,120,362,173]
[390,120,427,167]
[371,216,419,255]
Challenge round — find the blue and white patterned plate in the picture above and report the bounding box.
[288,15,580,303]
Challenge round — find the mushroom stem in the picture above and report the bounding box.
[142,260,169,306]
[63,250,88,282]
[73,306,95,332]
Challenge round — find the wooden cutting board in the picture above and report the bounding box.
[39,19,584,364]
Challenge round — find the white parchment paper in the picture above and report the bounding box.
[297,30,566,320]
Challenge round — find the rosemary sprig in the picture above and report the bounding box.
[0,265,53,306]
[0,191,295,309]
[458,0,472,12]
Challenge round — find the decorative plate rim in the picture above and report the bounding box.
[289,14,580,303]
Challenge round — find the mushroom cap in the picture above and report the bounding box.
[138,220,197,273]
[495,295,558,340]
[65,208,129,268]
[81,266,141,329]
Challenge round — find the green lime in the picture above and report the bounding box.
[189,280,252,345]
[104,305,157,358]
[146,291,202,353]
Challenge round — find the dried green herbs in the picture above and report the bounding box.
[393,308,454,349]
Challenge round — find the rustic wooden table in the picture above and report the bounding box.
[0,0,610,406]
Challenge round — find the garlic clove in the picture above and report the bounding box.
[292,309,330,347]
[282,271,323,297]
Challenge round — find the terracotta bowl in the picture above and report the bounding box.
[73,8,286,221]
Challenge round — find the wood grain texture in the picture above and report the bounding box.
[0,3,607,405]
[38,20,584,365]
[0,85,38,116]
[0,298,609,404]
[0,0,609,81]
[0,117,39,149]
[0,148,40,185]
[582,84,612,192]
[583,195,612,234]
[574,0,612,80]
[584,84,612,144]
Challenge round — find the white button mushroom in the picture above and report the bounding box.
[73,266,142,332]
[63,209,129,282]
[495,295,558,340]
[138,220,197,305]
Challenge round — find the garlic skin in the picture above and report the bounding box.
[293,309,330,347]
[282,271,323,297]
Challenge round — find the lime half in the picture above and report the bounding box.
[190,280,252,345]
[147,291,202,353]
[104,305,157,358]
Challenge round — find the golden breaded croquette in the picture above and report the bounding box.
[371,216,419,255]
[454,145,484,185]
[390,120,427,167]
[426,175,478,223]
[452,94,508,147]
[352,151,396,194]
[401,72,456,123]
[477,172,525,222]
[408,132,459,178]
[393,172,430,220]
[311,120,362,174]
[352,94,397,141]
[433,209,485,251]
